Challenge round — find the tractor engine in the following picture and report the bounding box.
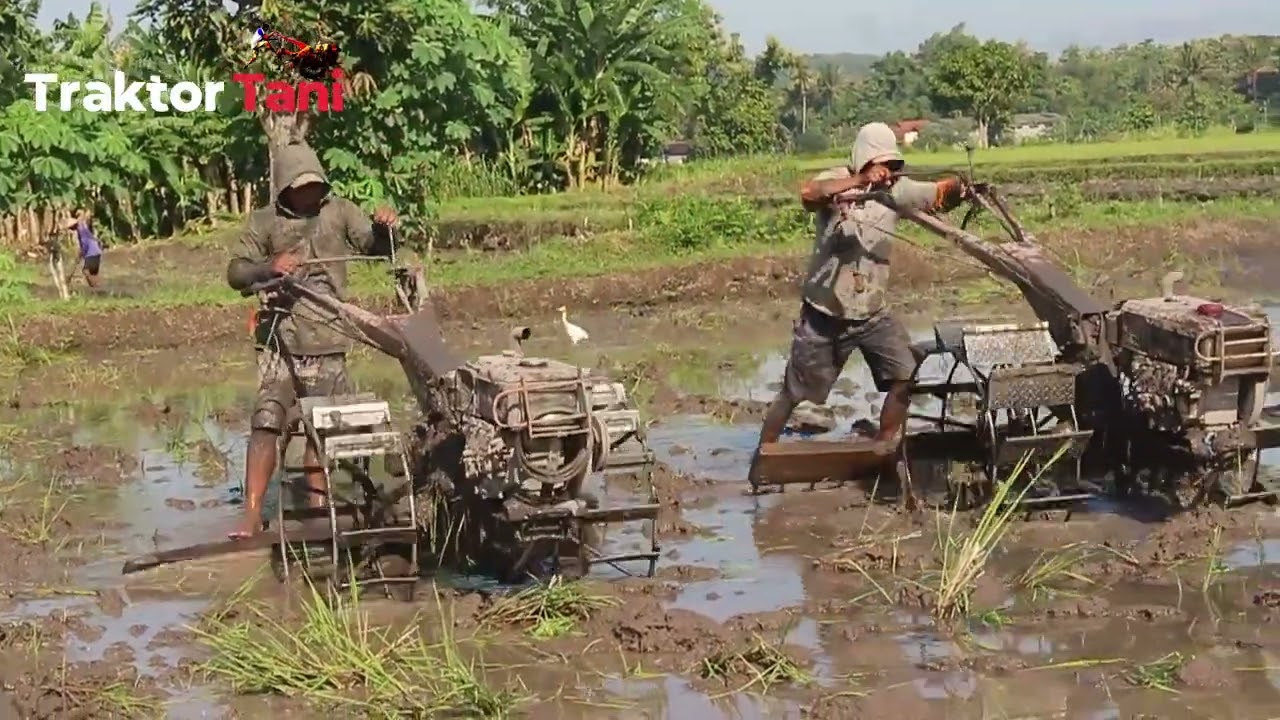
[437,352,648,503]
[1111,295,1271,460]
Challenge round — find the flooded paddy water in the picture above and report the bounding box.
[5,298,1280,718]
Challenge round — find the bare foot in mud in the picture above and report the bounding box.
[850,419,877,438]
[229,515,262,540]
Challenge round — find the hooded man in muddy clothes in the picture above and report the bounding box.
[747,122,969,492]
[225,141,398,539]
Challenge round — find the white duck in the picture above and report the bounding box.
[557,305,589,345]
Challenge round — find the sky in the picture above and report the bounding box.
[35,0,1280,57]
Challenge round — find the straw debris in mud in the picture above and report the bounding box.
[0,474,74,548]
[816,530,925,577]
[478,575,619,638]
[697,633,812,697]
[2,663,160,720]
[1014,541,1097,601]
[193,581,520,717]
[1123,651,1188,692]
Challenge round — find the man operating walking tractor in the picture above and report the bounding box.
[747,121,971,494]
[225,141,397,540]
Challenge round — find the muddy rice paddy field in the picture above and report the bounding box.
[5,183,1280,717]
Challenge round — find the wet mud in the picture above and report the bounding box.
[4,282,1280,717]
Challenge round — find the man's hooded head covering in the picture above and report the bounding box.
[273,142,329,202]
[850,122,904,173]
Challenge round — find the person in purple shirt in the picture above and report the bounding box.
[65,209,102,288]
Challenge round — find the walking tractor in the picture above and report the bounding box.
[122,251,661,597]
[752,182,1280,512]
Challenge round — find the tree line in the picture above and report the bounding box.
[1,0,1276,251]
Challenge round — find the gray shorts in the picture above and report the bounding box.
[783,303,916,403]
[251,352,352,433]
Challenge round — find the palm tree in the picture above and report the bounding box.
[787,57,813,134]
[814,63,843,117]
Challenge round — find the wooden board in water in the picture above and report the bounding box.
[755,438,895,485]
[756,430,987,485]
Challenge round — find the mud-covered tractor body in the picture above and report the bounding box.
[445,353,650,501]
[421,352,658,580]
[753,184,1280,510]
[1108,296,1272,501]
[122,266,660,594]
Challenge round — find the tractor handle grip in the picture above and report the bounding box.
[239,274,290,297]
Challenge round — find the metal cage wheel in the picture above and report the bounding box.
[369,544,419,601]
[935,359,973,433]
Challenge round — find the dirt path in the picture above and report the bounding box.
[12,216,1274,354]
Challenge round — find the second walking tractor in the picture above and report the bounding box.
[749,127,1280,513]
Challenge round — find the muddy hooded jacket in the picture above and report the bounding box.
[226,142,388,356]
[802,122,962,321]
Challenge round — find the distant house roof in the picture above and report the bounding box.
[1239,66,1280,99]
[1012,112,1063,127]
[892,119,929,140]
[663,140,692,156]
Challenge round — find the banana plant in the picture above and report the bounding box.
[487,0,698,187]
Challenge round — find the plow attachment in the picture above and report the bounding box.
[121,509,414,575]
[498,498,662,578]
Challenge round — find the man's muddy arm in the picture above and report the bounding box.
[889,177,965,213]
[799,172,868,212]
[226,221,275,291]
[340,199,392,257]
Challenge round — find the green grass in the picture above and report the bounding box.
[432,130,1280,223]
[7,194,1280,321]
[813,127,1280,168]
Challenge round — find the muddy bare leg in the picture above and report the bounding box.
[876,381,915,510]
[747,392,799,491]
[303,440,327,508]
[237,429,280,537]
[875,381,910,443]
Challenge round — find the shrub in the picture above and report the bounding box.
[793,130,830,154]
[0,252,34,303]
[635,196,808,254]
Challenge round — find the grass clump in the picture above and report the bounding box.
[193,580,520,717]
[0,475,74,548]
[0,315,60,375]
[932,444,1070,621]
[96,681,162,717]
[32,673,161,719]
[1014,540,1096,601]
[478,575,619,639]
[1123,651,1187,693]
[698,633,812,696]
